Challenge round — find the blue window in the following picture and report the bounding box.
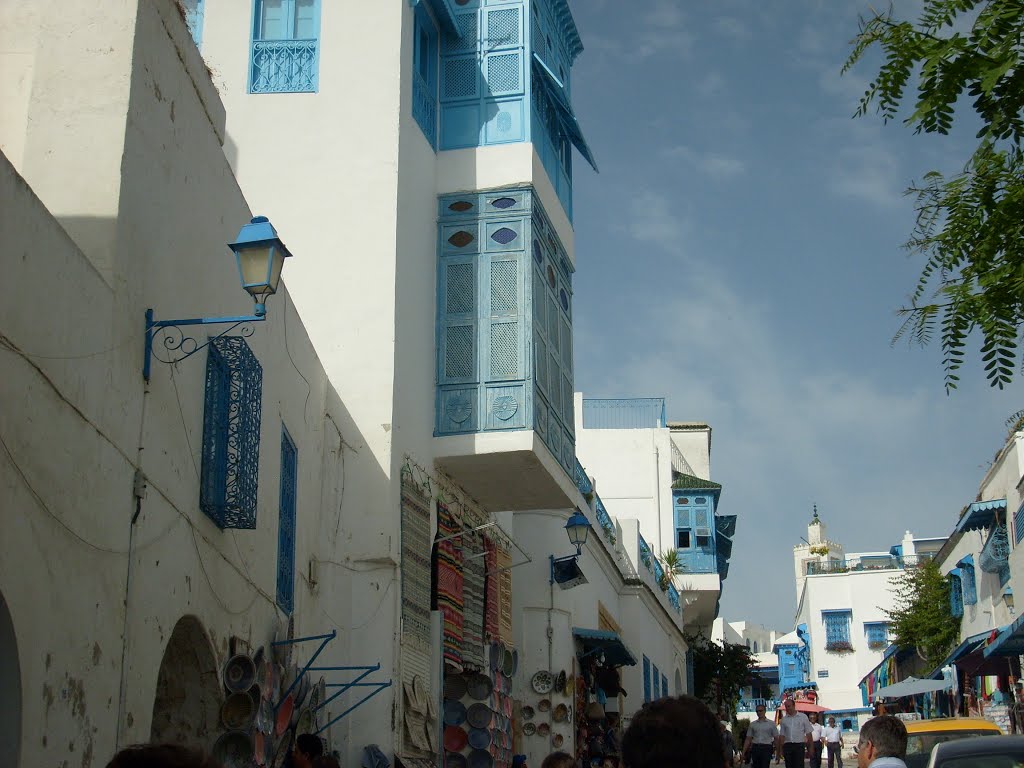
[277,426,297,613]
[661,673,668,698]
[1015,500,1024,544]
[412,3,439,148]
[181,0,204,47]
[864,622,889,650]
[652,662,660,700]
[822,610,852,651]
[643,655,651,702]
[249,0,321,94]
[959,556,978,605]
[949,570,964,618]
[200,337,262,530]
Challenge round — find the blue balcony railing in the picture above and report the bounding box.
[582,398,667,429]
[738,698,780,712]
[667,583,681,612]
[638,532,653,571]
[594,497,615,544]
[574,457,594,498]
[412,70,437,148]
[806,554,932,575]
[250,39,319,94]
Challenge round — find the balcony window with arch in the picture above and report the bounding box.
[249,0,321,94]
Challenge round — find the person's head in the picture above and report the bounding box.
[827,717,836,727]
[783,699,797,717]
[294,734,325,768]
[755,704,768,720]
[314,757,341,768]
[809,712,818,723]
[106,745,220,768]
[541,752,574,768]
[857,716,907,768]
[621,695,724,768]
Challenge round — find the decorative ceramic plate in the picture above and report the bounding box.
[467,674,493,700]
[444,700,467,726]
[444,675,468,700]
[447,753,467,768]
[537,699,551,713]
[537,723,550,736]
[468,728,491,750]
[522,723,536,736]
[444,726,468,753]
[520,706,534,721]
[466,703,492,729]
[553,704,568,722]
[530,671,553,694]
[468,749,493,768]
[552,734,564,748]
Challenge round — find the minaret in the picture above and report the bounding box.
[793,505,844,604]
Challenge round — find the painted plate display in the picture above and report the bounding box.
[444,700,467,726]
[522,723,536,736]
[552,733,564,748]
[537,723,550,736]
[213,730,255,768]
[467,674,493,701]
[444,675,468,700]
[295,707,314,736]
[275,694,295,737]
[530,671,553,694]
[221,692,256,729]
[466,703,492,729]
[444,726,468,753]
[468,749,493,768]
[447,753,468,768]
[537,699,551,713]
[271,730,292,768]
[553,704,568,723]
[468,728,491,750]
[224,654,257,693]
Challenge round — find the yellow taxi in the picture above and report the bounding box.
[903,718,1003,768]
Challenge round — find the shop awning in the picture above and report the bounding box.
[932,630,990,673]
[985,613,1024,657]
[573,627,637,667]
[531,54,598,172]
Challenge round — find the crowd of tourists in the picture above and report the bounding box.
[104,696,910,768]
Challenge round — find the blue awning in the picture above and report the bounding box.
[531,54,598,172]
[954,499,1006,534]
[573,627,637,667]
[985,614,1024,657]
[930,630,991,674]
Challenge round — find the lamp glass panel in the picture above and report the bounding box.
[566,517,590,547]
[237,244,275,295]
[267,247,285,294]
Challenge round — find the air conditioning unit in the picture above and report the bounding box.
[695,527,711,538]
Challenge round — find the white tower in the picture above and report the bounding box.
[793,506,845,604]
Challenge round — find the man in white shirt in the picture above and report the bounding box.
[823,716,844,768]
[742,704,779,768]
[776,699,813,768]
[809,712,825,768]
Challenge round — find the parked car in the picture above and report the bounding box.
[903,718,1002,768]
[925,734,1024,768]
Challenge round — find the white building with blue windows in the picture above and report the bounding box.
[789,513,945,721]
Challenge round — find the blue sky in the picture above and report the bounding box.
[566,0,1022,630]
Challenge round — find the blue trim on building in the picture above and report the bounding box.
[248,0,321,94]
[277,425,298,613]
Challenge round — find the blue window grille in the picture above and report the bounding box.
[643,655,651,702]
[651,662,660,700]
[959,556,978,605]
[864,622,889,650]
[822,610,853,652]
[661,674,668,698]
[277,426,297,613]
[949,571,964,618]
[413,3,439,148]
[1015,500,1024,544]
[249,0,321,94]
[200,337,262,529]
[181,0,205,47]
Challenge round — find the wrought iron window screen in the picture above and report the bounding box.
[200,337,262,529]
[823,611,852,649]
[271,629,392,735]
[950,573,964,618]
[865,622,888,649]
[277,428,297,613]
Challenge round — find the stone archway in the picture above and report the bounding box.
[150,615,221,748]
[0,591,21,765]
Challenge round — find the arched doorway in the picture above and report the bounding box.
[0,591,21,765]
[150,616,221,748]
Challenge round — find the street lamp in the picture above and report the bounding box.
[143,216,292,381]
[551,508,594,589]
[565,509,592,556]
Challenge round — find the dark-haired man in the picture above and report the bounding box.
[293,734,325,768]
[743,704,779,768]
[621,695,728,768]
[856,716,908,768]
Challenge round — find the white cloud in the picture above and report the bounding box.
[663,145,746,180]
[714,16,752,41]
[829,142,906,207]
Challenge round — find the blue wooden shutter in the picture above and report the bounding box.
[661,674,668,698]
[277,427,297,613]
[651,663,660,700]
[484,256,523,382]
[258,0,288,39]
[293,0,317,38]
[643,655,651,702]
[439,258,478,384]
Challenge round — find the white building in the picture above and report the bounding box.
[789,513,945,725]
[0,2,718,767]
